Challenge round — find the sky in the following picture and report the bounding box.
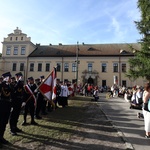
[0,0,141,53]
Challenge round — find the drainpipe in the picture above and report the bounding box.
[61,56,64,81]
[76,42,79,86]
[119,56,121,86]
[25,56,29,82]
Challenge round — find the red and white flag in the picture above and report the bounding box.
[38,67,57,101]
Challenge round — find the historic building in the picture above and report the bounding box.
[0,27,145,87]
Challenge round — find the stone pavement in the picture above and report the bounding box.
[98,92,150,150]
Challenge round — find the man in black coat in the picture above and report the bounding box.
[22,77,38,125]
[0,72,12,144]
[9,73,24,135]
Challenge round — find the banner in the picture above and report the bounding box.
[38,67,57,101]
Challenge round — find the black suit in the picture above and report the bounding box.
[23,83,37,123]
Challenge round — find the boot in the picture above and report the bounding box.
[22,116,27,126]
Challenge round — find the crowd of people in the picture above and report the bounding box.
[1,72,150,146]
[124,84,150,138]
[78,82,150,138]
[0,72,72,145]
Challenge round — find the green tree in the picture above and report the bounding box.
[126,0,150,82]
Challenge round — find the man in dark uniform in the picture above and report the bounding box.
[0,72,12,144]
[22,77,38,125]
[40,76,48,115]
[34,78,43,119]
[9,72,24,135]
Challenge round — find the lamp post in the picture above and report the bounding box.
[76,41,79,86]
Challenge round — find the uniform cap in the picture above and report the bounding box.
[2,72,12,78]
[15,72,23,77]
[40,75,45,79]
[35,78,40,82]
[28,77,34,80]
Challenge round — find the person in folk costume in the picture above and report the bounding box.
[22,77,38,125]
[34,78,43,119]
[0,72,12,144]
[53,79,61,109]
[60,81,70,108]
[9,72,24,135]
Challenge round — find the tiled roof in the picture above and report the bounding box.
[29,43,140,57]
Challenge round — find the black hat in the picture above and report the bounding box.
[40,75,45,79]
[15,72,23,77]
[35,78,40,82]
[56,79,60,81]
[60,81,63,84]
[28,77,34,80]
[2,72,12,78]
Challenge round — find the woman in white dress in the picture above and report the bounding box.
[142,82,150,138]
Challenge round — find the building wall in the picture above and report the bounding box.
[0,28,146,87]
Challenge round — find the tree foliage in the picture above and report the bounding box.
[126,0,150,81]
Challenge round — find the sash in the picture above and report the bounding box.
[24,84,36,105]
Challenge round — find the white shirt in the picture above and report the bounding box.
[60,85,69,97]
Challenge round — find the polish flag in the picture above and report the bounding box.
[39,67,57,101]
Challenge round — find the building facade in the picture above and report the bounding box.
[0,28,146,87]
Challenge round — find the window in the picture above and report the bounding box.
[6,47,11,55]
[45,63,50,72]
[102,80,106,87]
[20,63,24,71]
[12,63,17,71]
[113,63,118,72]
[102,63,107,72]
[21,47,26,55]
[30,63,34,71]
[72,63,76,72]
[14,47,18,55]
[16,37,18,41]
[21,37,23,40]
[10,37,12,41]
[122,80,126,87]
[122,63,126,72]
[88,63,92,72]
[38,63,42,71]
[64,63,69,72]
[57,63,61,72]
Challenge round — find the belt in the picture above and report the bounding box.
[0,98,11,102]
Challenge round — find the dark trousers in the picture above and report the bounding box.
[35,98,43,116]
[9,99,22,131]
[23,101,35,123]
[0,101,11,139]
[60,97,68,107]
[41,100,47,113]
[54,96,60,107]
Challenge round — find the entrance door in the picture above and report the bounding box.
[122,80,126,87]
[88,76,94,84]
